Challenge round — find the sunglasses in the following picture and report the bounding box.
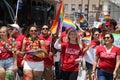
[42,28,48,30]
[30,30,37,32]
[104,37,111,39]
[95,34,100,36]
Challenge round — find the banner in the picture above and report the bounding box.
[112,33,120,48]
[93,21,102,28]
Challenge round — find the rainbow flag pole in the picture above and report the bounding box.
[50,0,64,34]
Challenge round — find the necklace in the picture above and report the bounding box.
[0,37,17,53]
[26,37,39,51]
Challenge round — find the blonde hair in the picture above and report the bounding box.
[66,29,79,43]
[66,29,83,49]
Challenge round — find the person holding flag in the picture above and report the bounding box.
[39,25,54,80]
[21,25,47,80]
[54,29,85,80]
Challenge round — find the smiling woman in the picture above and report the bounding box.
[0,26,18,80]
[21,24,47,80]
[92,33,120,80]
[54,29,84,80]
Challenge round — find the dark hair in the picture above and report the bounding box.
[91,28,101,40]
[106,19,117,30]
[41,24,50,30]
[25,24,38,37]
[103,32,114,43]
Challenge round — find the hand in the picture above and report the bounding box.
[49,52,54,56]
[13,65,18,72]
[75,58,82,63]
[91,73,96,80]
[113,71,117,79]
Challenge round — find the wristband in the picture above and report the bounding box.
[91,71,95,74]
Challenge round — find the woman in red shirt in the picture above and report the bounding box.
[92,33,120,80]
[54,29,84,80]
[21,25,47,80]
[0,26,18,80]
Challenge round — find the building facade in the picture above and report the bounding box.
[63,0,104,25]
[103,0,120,22]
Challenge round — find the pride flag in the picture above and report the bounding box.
[78,15,87,25]
[63,17,77,30]
[100,37,104,44]
[104,14,111,20]
[50,1,64,34]
[28,50,45,58]
[82,36,91,43]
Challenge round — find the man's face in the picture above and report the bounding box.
[9,27,19,37]
[41,25,49,35]
[105,25,114,33]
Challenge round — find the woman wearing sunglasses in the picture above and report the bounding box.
[21,25,47,80]
[84,28,101,80]
[91,33,120,80]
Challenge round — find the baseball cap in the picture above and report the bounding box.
[9,23,20,30]
[105,21,112,26]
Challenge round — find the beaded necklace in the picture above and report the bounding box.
[0,37,17,53]
[26,37,39,51]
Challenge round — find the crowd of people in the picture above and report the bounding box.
[0,18,120,80]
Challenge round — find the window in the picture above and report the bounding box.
[71,4,76,11]
[64,4,68,11]
[85,4,88,11]
[78,4,82,13]
[99,5,103,10]
[92,4,96,10]
[85,4,88,14]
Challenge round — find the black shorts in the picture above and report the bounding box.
[86,62,93,71]
[17,67,23,77]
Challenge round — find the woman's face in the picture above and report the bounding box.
[93,31,100,40]
[68,31,77,41]
[0,27,8,38]
[29,27,37,38]
[104,34,112,45]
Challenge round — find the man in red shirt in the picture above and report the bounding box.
[9,23,25,80]
[39,25,54,80]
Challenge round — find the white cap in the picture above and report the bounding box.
[10,23,20,30]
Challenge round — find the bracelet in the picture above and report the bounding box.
[91,71,95,74]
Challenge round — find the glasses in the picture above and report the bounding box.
[42,28,48,30]
[30,30,37,32]
[95,34,100,36]
[104,37,111,39]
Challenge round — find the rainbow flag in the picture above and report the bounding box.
[82,36,91,43]
[100,37,104,44]
[78,15,87,24]
[28,50,45,58]
[63,17,77,30]
[104,14,111,20]
[50,1,64,34]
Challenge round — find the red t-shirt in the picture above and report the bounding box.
[91,40,100,48]
[16,34,25,67]
[61,42,83,72]
[96,45,120,70]
[0,38,15,59]
[24,37,43,62]
[61,31,67,42]
[39,34,54,66]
